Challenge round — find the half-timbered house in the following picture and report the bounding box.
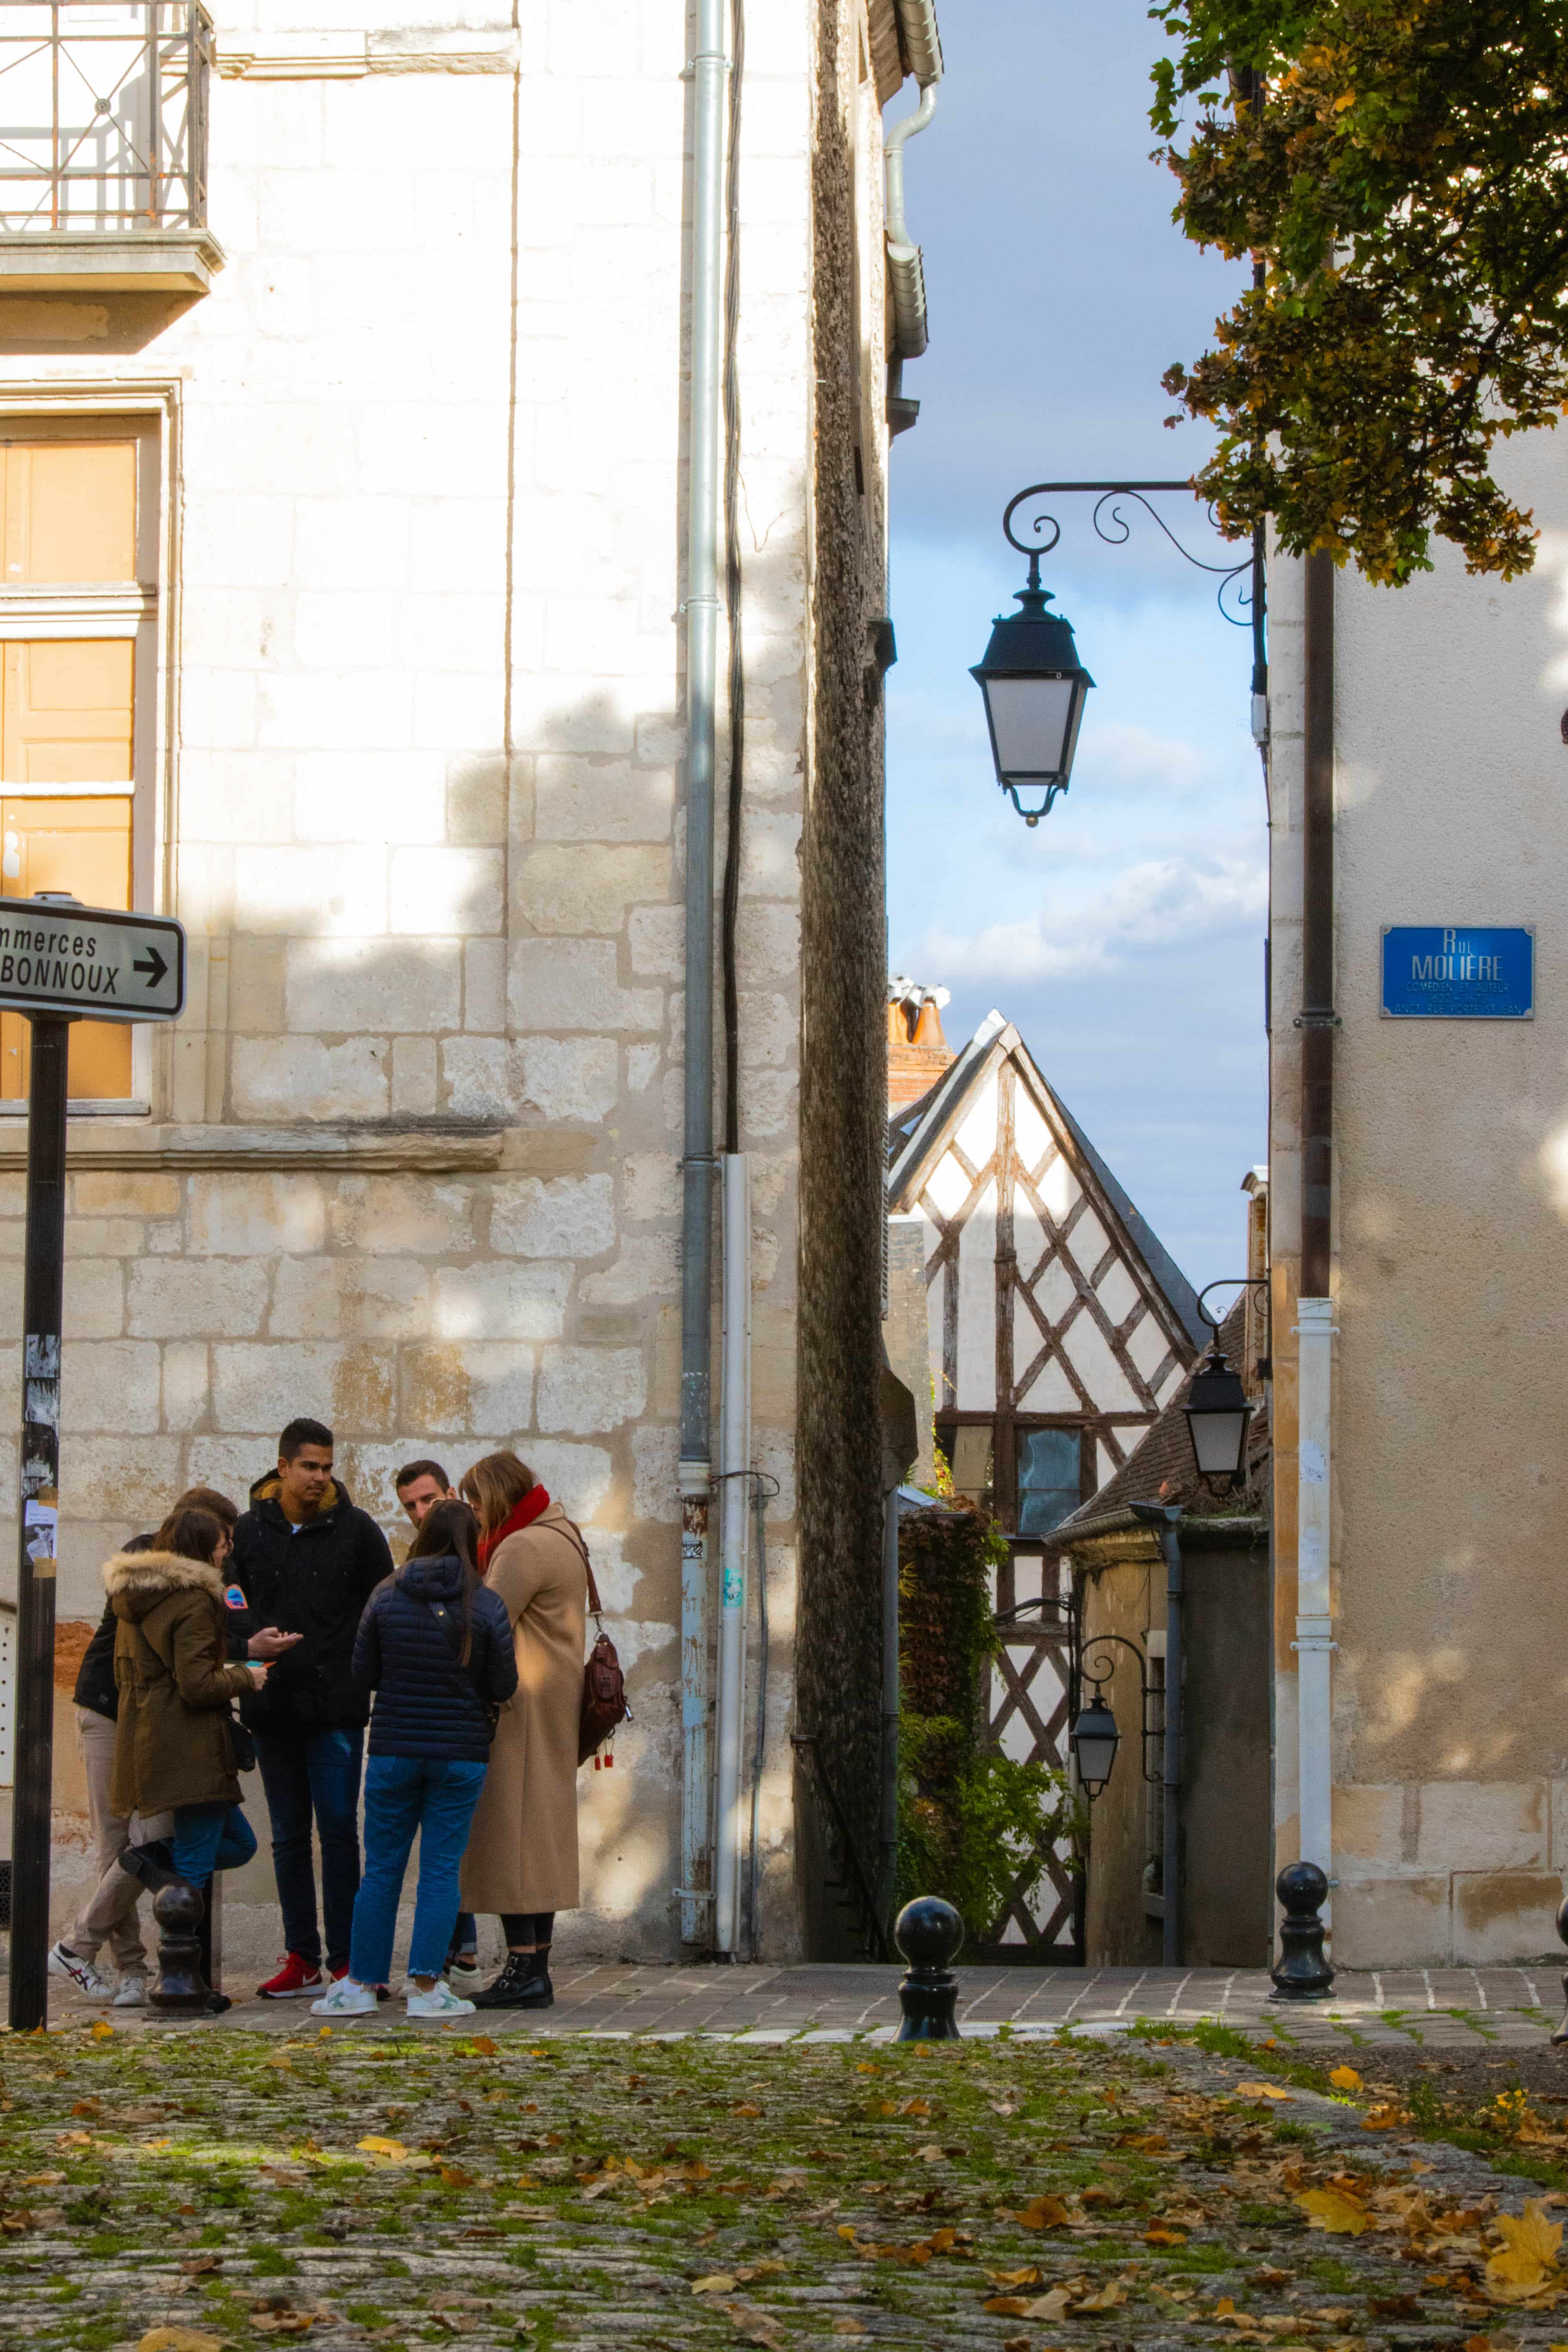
[886,1006,1207,1955]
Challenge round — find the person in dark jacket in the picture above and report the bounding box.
[50,1487,294,2005]
[312,1499,516,2021]
[229,1418,395,2000]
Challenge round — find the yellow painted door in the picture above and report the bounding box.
[0,796,134,1100]
[0,440,141,1102]
[0,440,137,583]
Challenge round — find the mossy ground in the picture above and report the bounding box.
[0,2021,1564,2349]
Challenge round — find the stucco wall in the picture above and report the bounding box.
[0,0,903,1968]
[1269,436,1568,1964]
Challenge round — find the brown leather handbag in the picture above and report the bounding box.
[558,1521,632,1765]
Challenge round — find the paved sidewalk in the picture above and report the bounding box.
[34,1957,1568,2040]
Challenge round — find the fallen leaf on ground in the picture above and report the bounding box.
[987,2268,1044,2289]
[135,2334,232,2352]
[1362,2102,1409,2131]
[983,2299,1030,2319]
[1329,2067,1363,2092]
[1012,2194,1070,2229]
[721,2305,785,2349]
[1023,2288,1075,2322]
[1145,2226,1187,2245]
[916,2142,944,2162]
[693,2275,738,2295]
[831,2324,866,2337]
[1296,2187,1370,2236]
[1488,2202,1564,2291]
[1074,2282,1127,2311]
[1235,2082,1293,2102]
[468,2036,497,2056]
[179,2255,222,2276]
[355,2137,410,2162]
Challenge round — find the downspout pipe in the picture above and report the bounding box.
[678,0,728,1953]
[1131,1501,1184,1966]
[1295,550,1337,1909]
[714,1152,751,1957]
[884,74,937,364]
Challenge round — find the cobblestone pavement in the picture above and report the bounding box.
[37,1959,1568,2040]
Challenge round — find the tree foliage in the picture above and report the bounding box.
[1152,0,1568,582]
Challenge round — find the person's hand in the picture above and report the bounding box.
[247,1627,302,1660]
[242,1660,270,1688]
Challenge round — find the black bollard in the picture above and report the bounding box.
[893,1896,965,2040]
[1550,1895,1568,2046]
[1268,1861,1335,2002]
[147,1880,211,2013]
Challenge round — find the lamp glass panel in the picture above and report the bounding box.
[1017,1425,1080,1535]
[983,674,1078,781]
[1188,1407,1249,1476]
[1073,1723,1120,1789]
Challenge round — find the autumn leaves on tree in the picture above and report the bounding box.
[1152,0,1568,584]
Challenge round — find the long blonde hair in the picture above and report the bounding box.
[459,1449,536,1539]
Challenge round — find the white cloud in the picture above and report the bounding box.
[920,853,1266,984]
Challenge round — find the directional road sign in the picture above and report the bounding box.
[0,896,184,1023]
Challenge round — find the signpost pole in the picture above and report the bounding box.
[9,1011,71,2032]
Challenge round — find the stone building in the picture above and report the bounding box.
[0,0,945,1967]
[1267,440,1568,1965]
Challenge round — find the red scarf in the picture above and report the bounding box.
[478,1484,551,1570]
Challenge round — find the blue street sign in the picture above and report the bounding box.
[1381,925,1534,1020]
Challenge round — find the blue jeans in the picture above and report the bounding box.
[170,1802,258,1890]
[254,1727,364,1970]
[349,1755,488,1986]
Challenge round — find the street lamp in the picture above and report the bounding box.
[974,481,1265,825]
[1182,1341,1253,1494]
[970,560,1094,827]
[1069,1684,1121,1796]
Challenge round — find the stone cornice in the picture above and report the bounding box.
[217,29,519,79]
[0,1121,507,1174]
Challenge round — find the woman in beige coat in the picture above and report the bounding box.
[456,1450,586,2010]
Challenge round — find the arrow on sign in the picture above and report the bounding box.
[132,946,168,988]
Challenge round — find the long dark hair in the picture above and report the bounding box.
[404,1498,483,1665]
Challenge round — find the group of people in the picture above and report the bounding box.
[49,1418,591,2020]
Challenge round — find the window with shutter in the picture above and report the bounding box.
[0,428,147,1103]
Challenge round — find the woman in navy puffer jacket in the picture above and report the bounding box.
[313,1499,517,2021]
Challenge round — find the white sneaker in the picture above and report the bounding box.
[310,1976,377,2017]
[47,1942,113,2000]
[406,1979,476,2018]
[112,1972,148,2008]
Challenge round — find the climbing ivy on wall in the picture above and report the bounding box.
[895,1503,1075,1946]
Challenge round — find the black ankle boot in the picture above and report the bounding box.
[118,1839,182,1892]
[473,1947,554,2010]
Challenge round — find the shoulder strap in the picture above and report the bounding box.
[544,1515,601,1621]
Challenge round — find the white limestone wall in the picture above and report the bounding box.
[1269,435,1568,1963]
[0,0,821,1963]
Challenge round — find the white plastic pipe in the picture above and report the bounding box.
[1294,1296,1335,1905]
[714,1152,752,1956]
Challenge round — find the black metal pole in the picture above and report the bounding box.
[9,1011,71,2032]
[1161,1521,1184,1969]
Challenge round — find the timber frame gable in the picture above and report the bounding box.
[888,1010,1206,1528]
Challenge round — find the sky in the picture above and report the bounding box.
[883,0,1266,1291]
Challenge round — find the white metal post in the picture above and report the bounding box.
[714,1152,751,1955]
[1294,1295,1335,1906]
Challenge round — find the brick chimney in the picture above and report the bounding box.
[887,977,953,1110]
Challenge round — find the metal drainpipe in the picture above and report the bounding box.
[1132,1501,1184,1964]
[677,0,728,1953]
[1295,551,1337,1910]
[883,74,937,364]
[714,1152,752,1956]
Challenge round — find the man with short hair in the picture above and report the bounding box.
[394,1459,456,1530]
[231,1418,394,2000]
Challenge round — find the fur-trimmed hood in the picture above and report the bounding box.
[248,1470,344,1516]
[104,1548,224,1623]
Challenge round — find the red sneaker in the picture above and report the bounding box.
[257,1952,325,2000]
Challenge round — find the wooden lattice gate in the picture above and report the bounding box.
[979,1545,1080,1961]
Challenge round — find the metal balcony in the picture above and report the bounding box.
[0,2,222,294]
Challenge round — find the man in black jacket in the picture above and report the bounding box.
[230,1418,394,2000]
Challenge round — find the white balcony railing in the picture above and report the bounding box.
[0,1,211,232]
